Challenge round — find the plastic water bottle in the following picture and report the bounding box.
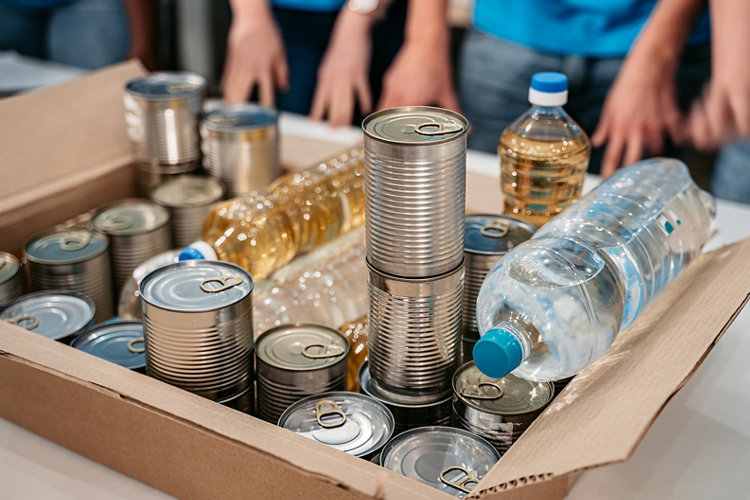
[473,158,716,382]
[499,72,590,226]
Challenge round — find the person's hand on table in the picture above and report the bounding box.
[222,0,288,106]
[310,8,374,127]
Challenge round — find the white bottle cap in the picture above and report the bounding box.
[528,72,568,106]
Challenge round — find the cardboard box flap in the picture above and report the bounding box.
[0,61,144,215]
[473,237,750,497]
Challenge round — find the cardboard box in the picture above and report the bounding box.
[1,62,749,500]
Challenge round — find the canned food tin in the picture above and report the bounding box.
[0,291,95,342]
[135,162,200,197]
[363,106,467,278]
[70,320,146,373]
[278,391,394,459]
[219,383,254,415]
[140,260,254,401]
[463,214,536,339]
[451,362,553,454]
[201,104,280,196]
[151,175,224,248]
[358,362,451,434]
[461,337,476,365]
[367,260,463,400]
[256,324,349,424]
[0,252,22,308]
[380,426,500,498]
[124,72,206,165]
[24,228,113,322]
[93,199,171,297]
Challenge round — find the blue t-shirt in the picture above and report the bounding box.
[270,0,345,12]
[474,0,711,58]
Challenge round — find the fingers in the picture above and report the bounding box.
[436,86,461,114]
[355,78,372,116]
[623,132,645,167]
[309,82,329,122]
[600,133,625,179]
[730,93,750,137]
[274,56,289,92]
[591,114,610,148]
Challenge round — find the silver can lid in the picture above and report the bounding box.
[0,252,20,284]
[70,321,146,370]
[256,324,349,371]
[380,426,500,498]
[0,291,95,340]
[453,362,553,415]
[93,199,170,236]
[362,106,467,145]
[151,175,224,208]
[24,229,108,264]
[465,214,536,255]
[203,104,278,131]
[278,391,394,457]
[139,260,253,312]
[125,72,206,100]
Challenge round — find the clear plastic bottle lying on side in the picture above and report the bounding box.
[474,158,716,382]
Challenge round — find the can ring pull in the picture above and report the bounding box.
[5,315,39,331]
[0,260,6,271]
[127,337,146,354]
[481,220,511,239]
[439,465,481,494]
[461,382,504,400]
[415,122,465,136]
[200,275,244,293]
[302,343,345,359]
[60,231,92,251]
[99,215,134,232]
[315,399,347,428]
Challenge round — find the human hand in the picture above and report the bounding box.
[221,2,288,106]
[592,58,683,178]
[309,9,373,127]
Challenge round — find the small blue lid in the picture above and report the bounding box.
[530,72,568,93]
[178,247,205,261]
[473,328,523,378]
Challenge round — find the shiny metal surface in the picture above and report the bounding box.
[0,252,22,308]
[0,291,95,342]
[201,104,280,197]
[124,72,205,165]
[70,320,146,371]
[135,162,200,197]
[363,106,467,277]
[367,261,463,400]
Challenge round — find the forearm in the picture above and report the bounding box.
[709,0,750,78]
[403,0,449,46]
[229,0,273,26]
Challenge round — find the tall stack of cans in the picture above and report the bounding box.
[0,252,22,308]
[362,107,467,430]
[124,72,206,195]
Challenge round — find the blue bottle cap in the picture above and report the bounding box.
[473,328,524,378]
[178,247,205,261]
[530,72,568,93]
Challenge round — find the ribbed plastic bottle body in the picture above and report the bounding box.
[499,106,590,227]
[477,159,716,381]
[201,148,364,280]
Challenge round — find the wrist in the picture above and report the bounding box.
[230,0,273,27]
[334,7,375,39]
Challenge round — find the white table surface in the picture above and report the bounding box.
[2,114,749,500]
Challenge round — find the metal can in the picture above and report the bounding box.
[0,252,22,308]
[93,199,171,297]
[124,72,206,165]
[451,362,554,455]
[278,391,394,460]
[0,291,95,343]
[463,214,536,340]
[367,260,463,400]
[380,426,500,498]
[461,337,476,365]
[70,320,146,373]
[219,383,254,415]
[362,106,467,278]
[151,175,224,248]
[23,228,113,322]
[358,362,451,434]
[201,104,280,197]
[139,260,254,401]
[135,162,200,198]
[255,324,349,424]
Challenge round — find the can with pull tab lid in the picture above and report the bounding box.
[0,291,95,343]
[255,323,349,424]
[0,252,22,309]
[23,228,113,322]
[139,260,254,402]
[70,320,146,373]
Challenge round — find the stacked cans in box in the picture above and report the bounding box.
[362,107,467,430]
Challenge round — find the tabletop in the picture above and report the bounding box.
[2,114,749,500]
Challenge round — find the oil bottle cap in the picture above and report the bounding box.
[529,72,568,106]
[473,328,523,378]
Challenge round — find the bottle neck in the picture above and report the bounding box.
[491,319,533,361]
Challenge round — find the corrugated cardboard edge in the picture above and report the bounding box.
[470,237,750,498]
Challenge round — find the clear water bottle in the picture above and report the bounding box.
[473,158,716,382]
[499,72,590,227]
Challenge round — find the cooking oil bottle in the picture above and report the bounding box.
[498,72,590,226]
[339,315,368,392]
[184,147,364,280]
